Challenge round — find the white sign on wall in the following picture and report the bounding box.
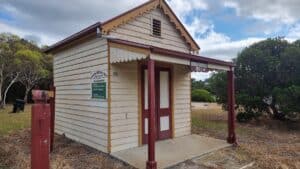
[90,71,107,99]
[90,71,107,83]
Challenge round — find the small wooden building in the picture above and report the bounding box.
[45,0,236,168]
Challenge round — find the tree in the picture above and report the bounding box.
[273,86,300,120]
[0,33,51,106]
[16,49,49,103]
[191,89,215,102]
[206,72,227,105]
[0,33,22,108]
[209,38,300,120]
[191,79,206,90]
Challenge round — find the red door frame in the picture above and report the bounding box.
[141,65,172,144]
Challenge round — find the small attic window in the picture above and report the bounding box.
[152,19,161,37]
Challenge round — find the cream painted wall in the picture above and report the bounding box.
[110,62,139,152]
[110,8,191,53]
[53,38,109,152]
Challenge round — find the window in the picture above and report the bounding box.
[152,19,161,37]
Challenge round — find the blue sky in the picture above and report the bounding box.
[0,0,300,80]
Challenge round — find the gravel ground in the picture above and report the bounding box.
[0,129,133,169]
[191,120,300,169]
[1,104,299,169]
[1,127,299,169]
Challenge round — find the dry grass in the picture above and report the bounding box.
[0,102,299,169]
[0,104,132,169]
[191,103,300,169]
[0,129,133,169]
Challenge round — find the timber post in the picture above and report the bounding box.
[227,68,237,144]
[146,59,157,169]
[49,83,56,152]
[31,90,50,169]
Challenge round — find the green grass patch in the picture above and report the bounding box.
[0,105,31,136]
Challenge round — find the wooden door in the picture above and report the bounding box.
[142,67,172,144]
[156,68,172,140]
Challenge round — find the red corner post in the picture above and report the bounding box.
[146,59,157,169]
[31,90,50,169]
[49,84,56,152]
[227,68,237,144]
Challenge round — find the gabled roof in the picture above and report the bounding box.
[45,0,200,53]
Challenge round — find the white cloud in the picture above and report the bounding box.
[1,0,299,81]
[166,0,208,18]
[0,0,146,45]
[223,0,300,24]
[198,34,263,61]
[0,22,57,45]
[172,11,262,61]
[287,24,300,39]
[185,18,213,37]
[192,72,213,81]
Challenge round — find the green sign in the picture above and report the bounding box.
[91,82,106,99]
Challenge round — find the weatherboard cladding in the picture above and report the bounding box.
[52,3,195,153]
[110,62,139,152]
[173,65,191,137]
[109,8,191,53]
[54,38,109,152]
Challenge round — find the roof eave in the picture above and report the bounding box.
[44,22,102,53]
[108,38,233,67]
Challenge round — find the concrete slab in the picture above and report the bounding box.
[112,135,230,169]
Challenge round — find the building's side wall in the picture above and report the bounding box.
[173,64,191,137]
[53,38,108,152]
[110,62,139,152]
[110,8,191,53]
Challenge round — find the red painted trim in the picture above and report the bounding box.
[108,38,234,67]
[141,65,173,144]
[146,59,157,169]
[155,67,172,140]
[227,70,237,144]
[141,65,149,144]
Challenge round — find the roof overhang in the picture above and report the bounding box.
[108,38,234,71]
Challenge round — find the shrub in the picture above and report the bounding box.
[191,89,215,102]
[272,85,300,121]
[236,111,262,123]
[236,112,253,123]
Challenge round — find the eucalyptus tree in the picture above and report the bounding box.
[16,49,49,103]
[0,33,21,108]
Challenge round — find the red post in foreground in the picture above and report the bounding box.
[146,59,157,169]
[31,90,50,169]
[49,84,56,152]
[227,68,237,144]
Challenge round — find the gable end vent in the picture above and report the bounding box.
[152,19,161,37]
